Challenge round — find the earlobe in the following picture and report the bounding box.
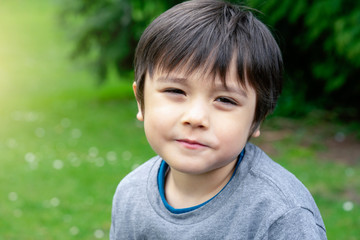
[133,82,144,121]
[252,128,261,138]
[136,110,144,121]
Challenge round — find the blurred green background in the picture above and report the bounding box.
[0,0,359,239]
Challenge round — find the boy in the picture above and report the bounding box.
[110,0,327,239]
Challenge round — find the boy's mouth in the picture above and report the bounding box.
[176,139,208,150]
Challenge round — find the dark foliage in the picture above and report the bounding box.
[60,0,360,119]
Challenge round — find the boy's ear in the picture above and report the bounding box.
[132,82,144,121]
[251,126,261,138]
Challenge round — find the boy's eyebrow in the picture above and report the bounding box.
[216,84,248,98]
[156,76,188,84]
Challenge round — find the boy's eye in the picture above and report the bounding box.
[164,88,186,95]
[215,97,237,105]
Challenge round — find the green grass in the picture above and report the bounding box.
[0,0,359,239]
[0,1,153,239]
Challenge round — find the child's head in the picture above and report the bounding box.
[134,0,283,135]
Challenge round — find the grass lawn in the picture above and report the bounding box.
[0,0,359,239]
[0,1,153,239]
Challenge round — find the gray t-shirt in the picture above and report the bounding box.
[110,143,327,239]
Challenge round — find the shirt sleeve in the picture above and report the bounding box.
[109,192,117,240]
[266,207,327,240]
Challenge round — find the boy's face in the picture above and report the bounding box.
[134,63,260,176]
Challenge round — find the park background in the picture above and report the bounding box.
[0,0,359,239]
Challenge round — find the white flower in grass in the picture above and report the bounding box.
[50,197,60,207]
[122,151,132,161]
[7,138,18,149]
[25,152,36,163]
[343,201,354,212]
[71,128,82,139]
[94,229,104,239]
[61,118,71,128]
[89,147,99,158]
[25,152,38,170]
[25,112,38,122]
[69,226,79,236]
[106,151,117,163]
[95,157,104,167]
[71,158,81,167]
[35,127,46,138]
[8,192,18,201]
[53,159,64,170]
[68,152,81,167]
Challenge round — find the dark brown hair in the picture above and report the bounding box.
[134,0,283,131]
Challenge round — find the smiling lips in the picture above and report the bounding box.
[176,139,208,150]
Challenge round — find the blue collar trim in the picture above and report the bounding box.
[157,149,245,214]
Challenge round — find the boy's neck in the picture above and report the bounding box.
[164,160,237,209]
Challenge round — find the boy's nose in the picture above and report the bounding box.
[181,100,209,129]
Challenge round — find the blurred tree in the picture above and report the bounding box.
[59,0,182,83]
[60,0,360,118]
[245,0,360,118]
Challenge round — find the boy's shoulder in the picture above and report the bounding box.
[116,155,161,188]
[245,143,314,207]
[243,143,325,230]
[111,155,161,214]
